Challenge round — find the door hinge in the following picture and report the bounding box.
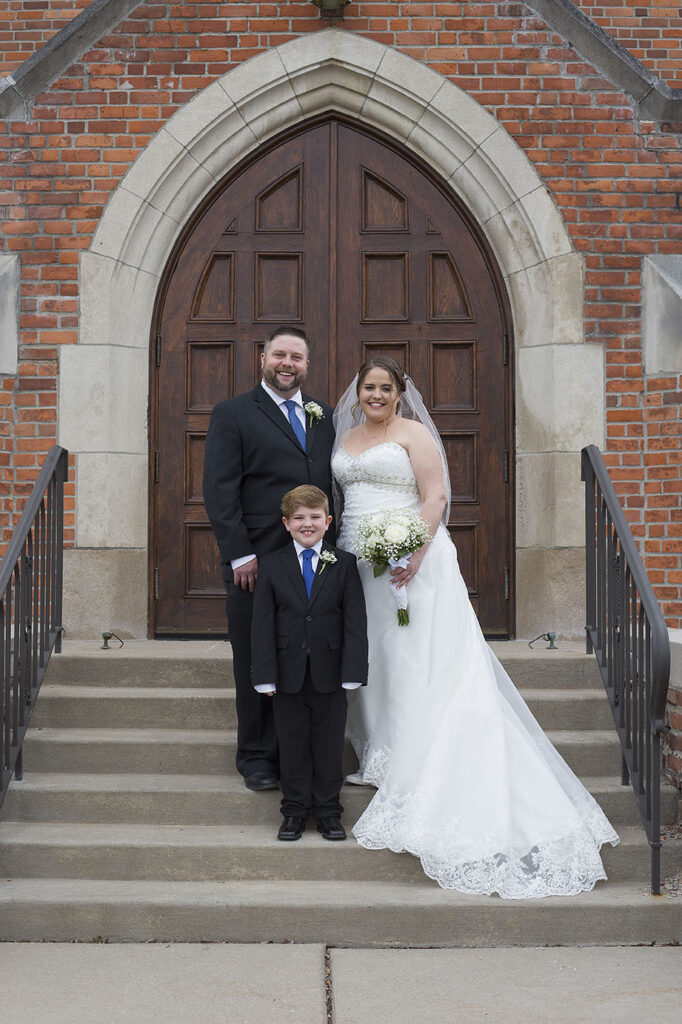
[155,334,162,367]
[504,567,510,601]
[503,333,508,365]
[154,567,159,600]
[154,451,159,483]
[504,449,509,483]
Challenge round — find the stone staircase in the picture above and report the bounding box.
[0,641,679,946]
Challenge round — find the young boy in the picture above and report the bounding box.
[251,485,368,841]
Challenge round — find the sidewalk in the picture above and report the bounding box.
[0,943,680,1023]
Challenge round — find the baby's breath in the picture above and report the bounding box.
[355,509,430,625]
[304,401,324,427]
[355,509,430,575]
[318,550,337,574]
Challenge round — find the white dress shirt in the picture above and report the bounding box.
[231,381,306,572]
[254,539,362,694]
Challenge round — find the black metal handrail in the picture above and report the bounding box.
[581,444,670,894]
[0,446,68,809]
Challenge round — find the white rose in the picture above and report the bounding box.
[384,523,409,544]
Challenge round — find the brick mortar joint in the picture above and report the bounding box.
[0,0,682,122]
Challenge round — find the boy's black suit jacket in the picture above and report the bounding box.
[202,385,336,578]
[251,542,368,694]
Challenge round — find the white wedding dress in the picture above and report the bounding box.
[332,441,619,898]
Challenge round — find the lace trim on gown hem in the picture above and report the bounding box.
[348,734,390,788]
[351,787,619,899]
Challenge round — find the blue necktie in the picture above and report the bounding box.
[284,399,306,451]
[302,549,315,598]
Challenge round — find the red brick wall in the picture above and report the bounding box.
[3,1,679,86]
[575,0,682,88]
[0,0,90,76]
[0,1,680,613]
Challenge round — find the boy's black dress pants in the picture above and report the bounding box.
[273,662,347,819]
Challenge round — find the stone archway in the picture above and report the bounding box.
[60,28,603,639]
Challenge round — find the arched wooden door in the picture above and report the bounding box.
[150,117,514,637]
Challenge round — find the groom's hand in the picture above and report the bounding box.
[233,557,258,591]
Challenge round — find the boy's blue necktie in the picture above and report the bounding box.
[302,549,315,598]
[284,400,306,451]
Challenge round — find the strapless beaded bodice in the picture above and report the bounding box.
[332,442,421,550]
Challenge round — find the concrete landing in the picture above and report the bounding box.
[332,946,682,1024]
[0,943,325,1024]
[0,944,680,1024]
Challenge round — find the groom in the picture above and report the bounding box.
[203,326,336,791]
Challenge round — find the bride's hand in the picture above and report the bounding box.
[390,545,427,588]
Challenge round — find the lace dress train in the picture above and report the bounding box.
[332,442,619,899]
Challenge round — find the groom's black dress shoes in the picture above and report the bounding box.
[278,815,306,841]
[244,771,279,792]
[316,815,347,841]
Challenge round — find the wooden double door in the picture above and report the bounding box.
[151,118,513,636]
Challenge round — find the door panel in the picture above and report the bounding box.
[151,118,513,636]
[334,125,509,630]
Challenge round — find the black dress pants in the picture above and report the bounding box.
[273,665,347,819]
[226,584,278,778]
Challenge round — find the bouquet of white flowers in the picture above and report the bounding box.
[354,508,431,625]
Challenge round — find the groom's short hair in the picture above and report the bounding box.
[281,485,329,520]
[264,325,310,355]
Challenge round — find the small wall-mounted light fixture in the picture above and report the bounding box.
[312,0,351,14]
[528,631,557,651]
[101,631,124,650]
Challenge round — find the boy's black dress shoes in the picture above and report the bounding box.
[316,816,346,841]
[244,771,279,792]
[278,815,306,841]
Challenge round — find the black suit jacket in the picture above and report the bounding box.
[203,385,336,577]
[251,542,368,694]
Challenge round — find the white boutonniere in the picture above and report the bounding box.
[318,550,337,575]
[304,401,324,427]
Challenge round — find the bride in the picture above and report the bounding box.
[331,356,619,898]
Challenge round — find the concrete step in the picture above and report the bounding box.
[0,878,678,946]
[22,727,624,777]
[521,689,614,730]
[495,651,604,690]
[6,641,671,950]
[29,684,615,732]
[0,822,675,885]
[6,773,674,828]
[45,643,233,689]
[46,642,602,692]
[22,729,234,775]
[30,687,238,730]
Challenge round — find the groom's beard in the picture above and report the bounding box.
[262,365,307,394]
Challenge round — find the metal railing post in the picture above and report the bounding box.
[582,449,596,656]
[0,446,68,809]
[54,450,66,654]
[582,444,671,896]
